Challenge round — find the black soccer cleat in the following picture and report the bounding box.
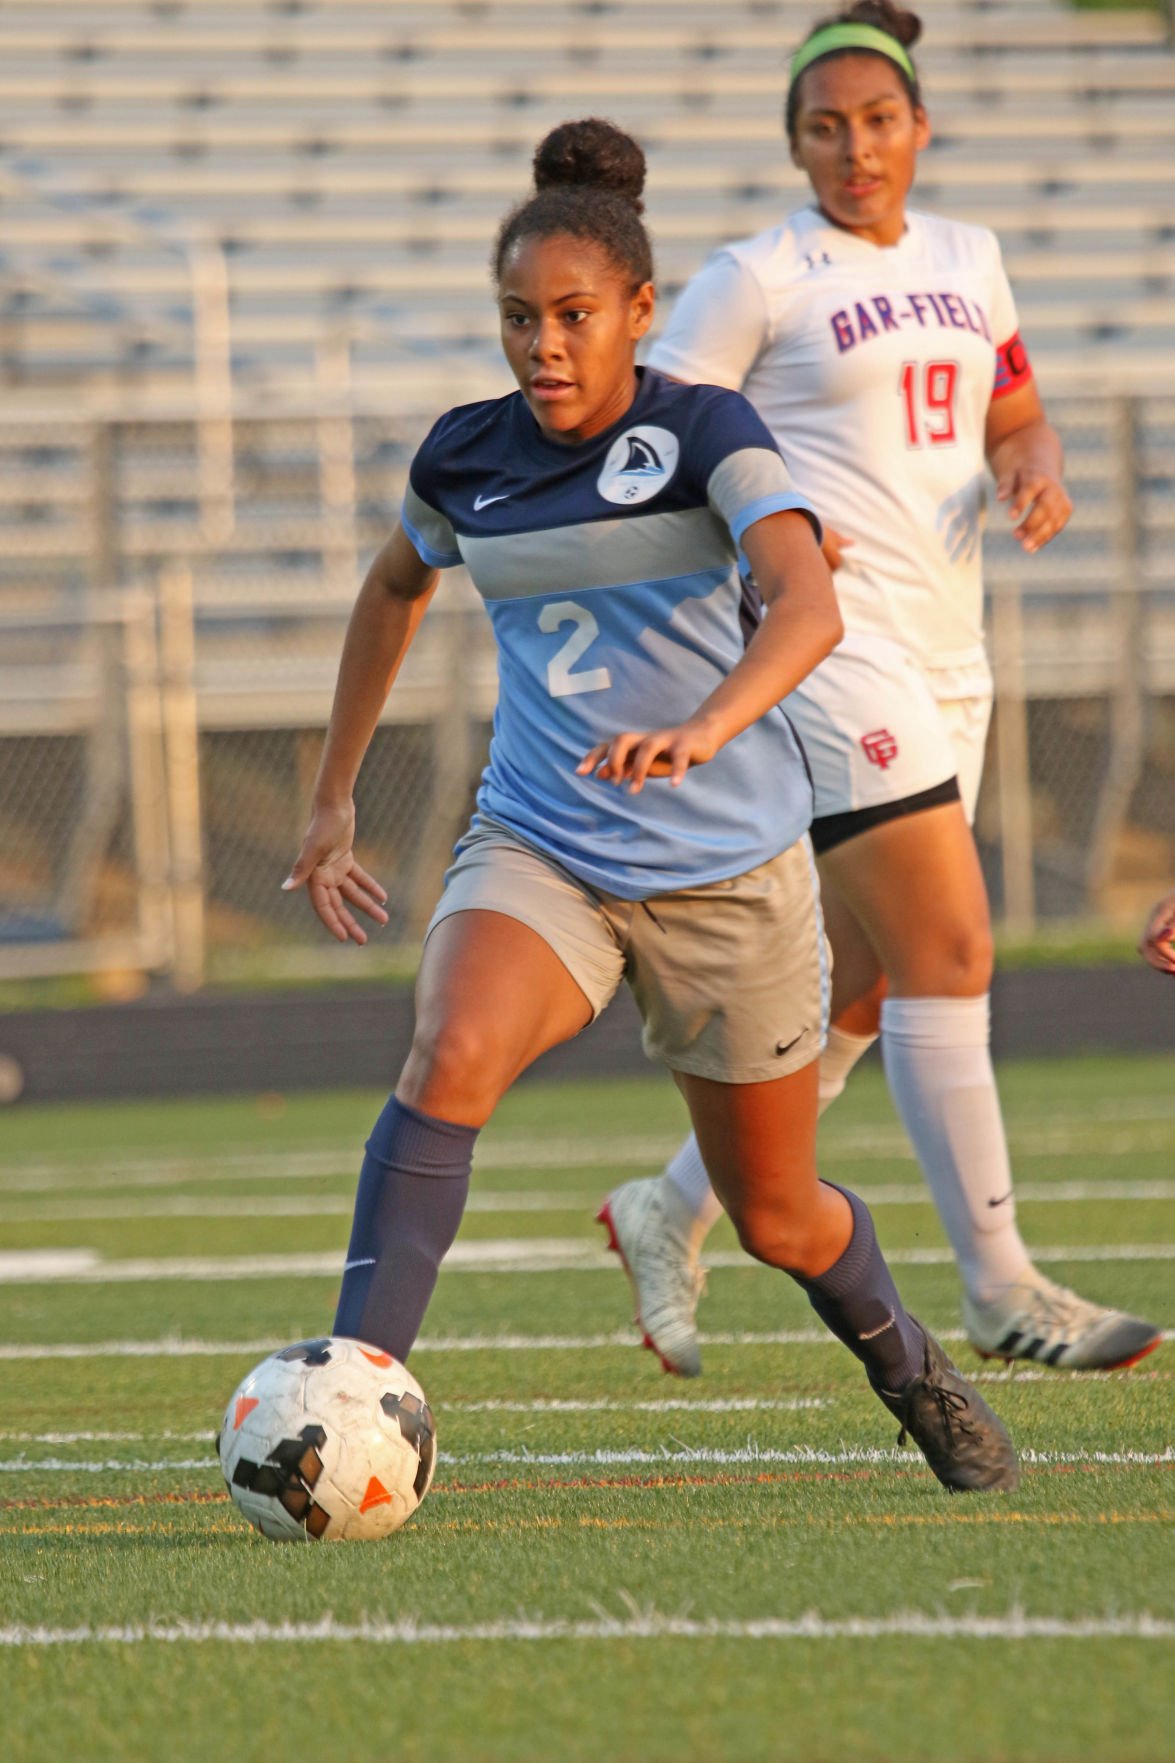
[876,1322,1020,1493]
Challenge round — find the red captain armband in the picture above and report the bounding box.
[992,332,1033,400]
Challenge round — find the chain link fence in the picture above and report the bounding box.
[0,386,1171,987]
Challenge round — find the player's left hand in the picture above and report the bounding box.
[996,466,1072,554]
[1139,890,1175,976]
[577,720,720,794]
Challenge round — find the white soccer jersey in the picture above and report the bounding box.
[649,206,1026,671]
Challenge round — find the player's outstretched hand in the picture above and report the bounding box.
[1139,890,1175,976]
[577,720,720,794]
[997,465,1072,554]
[282,798,389,945]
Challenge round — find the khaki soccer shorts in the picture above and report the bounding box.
[425,819,830,1084]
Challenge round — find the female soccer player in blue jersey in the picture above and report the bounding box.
[284,118,1016,1492]
[601,0,1159,1376]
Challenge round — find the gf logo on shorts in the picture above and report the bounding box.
[597,426,680,506]
[861,728,899,770]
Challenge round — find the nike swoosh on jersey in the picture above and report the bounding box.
[474,492,510,510]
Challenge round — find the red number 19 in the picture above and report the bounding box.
[899,360,959,447]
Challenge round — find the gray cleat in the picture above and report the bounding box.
[597,1178,706,1377]
[876,1323,1020,1492]
[963,1275,1161,1372]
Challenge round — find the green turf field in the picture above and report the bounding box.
[1,1054,1172,1763]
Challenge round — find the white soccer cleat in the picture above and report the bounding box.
[597,1177,706,1377]
[963,1274,1161,1371]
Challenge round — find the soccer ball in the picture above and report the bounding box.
[217,1336,436,1542]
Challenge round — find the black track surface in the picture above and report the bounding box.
[0,966,1171,1104]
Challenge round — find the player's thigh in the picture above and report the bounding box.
[818,800,993,997]
[676,1062,852,1272]
[818,870,884,1020]
[677,1060,821,1216]
[401,827,622,1120]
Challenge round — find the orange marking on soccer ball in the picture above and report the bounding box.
[232,1396,260,1430]
[359,1348,394,1368]
[359,1476,394,1513]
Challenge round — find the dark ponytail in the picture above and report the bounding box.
[786,2,924,141]
[493,117,655,288]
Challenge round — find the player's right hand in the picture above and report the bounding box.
[282,798,389,946]
[1139,890,1175,976]
[821,525,854,571]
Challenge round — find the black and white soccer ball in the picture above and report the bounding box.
[217,1337,436,1541]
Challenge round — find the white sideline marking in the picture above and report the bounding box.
[3,1445,1170,1475]
[0,1240,1172,1284]
[0,1138,678,1194]
[0,1401,829,1444]
[4,1178,1173,1225]
[440,1445,1175,1470]
[1,1610,1173,1647]
[2,1327,1172,1362]
[0,1192,603,1223]
[0,1251,97,1279]
[5,1100,1175,1194]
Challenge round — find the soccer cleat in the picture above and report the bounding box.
[876,1323,1020,1493]
[963,1276,1162,1372]
[597,1178,705,1377]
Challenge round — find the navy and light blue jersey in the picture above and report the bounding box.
[401,368,818,900]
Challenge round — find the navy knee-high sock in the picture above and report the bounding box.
[794,1184,926,1393]
[334,1095,478,1361]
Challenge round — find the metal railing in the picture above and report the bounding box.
[0,383,1171,986]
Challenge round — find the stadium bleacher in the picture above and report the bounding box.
[0,0,1171,959]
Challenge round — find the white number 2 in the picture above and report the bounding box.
[538,601,612,698]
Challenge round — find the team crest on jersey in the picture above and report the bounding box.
[597,425,680,506]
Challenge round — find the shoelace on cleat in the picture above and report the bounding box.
[897,1375,976,1450]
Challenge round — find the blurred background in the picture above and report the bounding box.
[1,0,1173,1003]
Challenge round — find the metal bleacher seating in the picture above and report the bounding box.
[0,0,1172,686]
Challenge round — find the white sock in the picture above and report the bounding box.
[660,1027,878,1242]
[661,1134,724,1242]
[880,995,1034,1302]
[818,1024,878,1113]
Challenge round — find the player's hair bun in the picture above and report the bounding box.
[532,119,647,217]
[836,0,922,49]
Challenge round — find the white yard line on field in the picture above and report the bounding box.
[3,1179,1173,1225]
[2,1445,1171,1475]
[0,1240,1172,1284]
[438,1445,1175,1469]
[0,1610,1171,1647]
[5,1100,1175,1195]
[1,1327,1172,1362]
[0,1400,830,1444]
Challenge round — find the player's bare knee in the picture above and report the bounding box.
[727,1197,812,1274]
[892,920,992,995]
[399,1018,503,1119]
[940,920,993,993]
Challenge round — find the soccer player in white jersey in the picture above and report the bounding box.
[600,2,1161,1374]
[284,119,1017,1491]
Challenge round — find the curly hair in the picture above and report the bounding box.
[493,117,654,288]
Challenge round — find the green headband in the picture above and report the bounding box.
[789,22,915,89]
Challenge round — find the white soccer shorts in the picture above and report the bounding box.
[783,630,993,827]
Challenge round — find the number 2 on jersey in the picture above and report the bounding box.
[899,360,959,448]
[538,601,613,698]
